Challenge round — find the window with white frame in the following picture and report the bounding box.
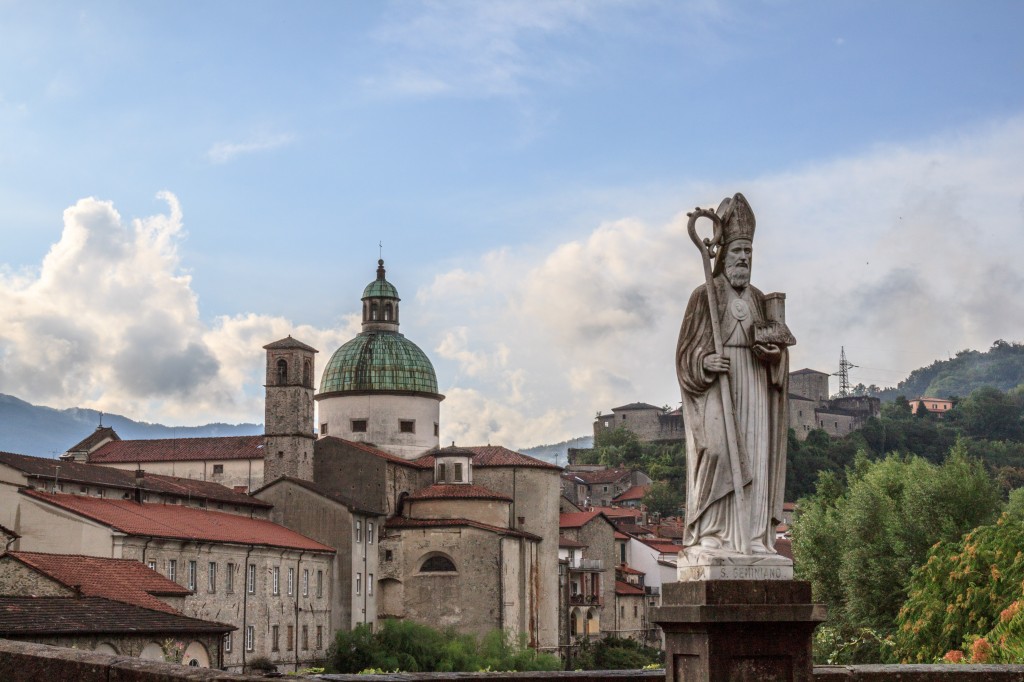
[316,570,323,598]
[367,521,375,545]
[147,560,156,572]
[316,625,323,649]
[273,566,280,595]
[287,567,294,596]
[245,625,254,652]
[224,632,232,653]
[368,573,374,596]
[187,560,197,590]
[355,520,362,543]
[355,572,362,596]
[167,559,177,582]
[303,569,309,596]
[247,563,256,594]
[208,562,217,593]
[226,562,234,593]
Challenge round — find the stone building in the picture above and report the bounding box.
[559,511,618,642]
[562,468,652,508]
[593,403,683,443]
[263,336,318,484]
[0,551,230,667]
[788,368,881,439]
[5,489,334,673]
[64,433,266,493]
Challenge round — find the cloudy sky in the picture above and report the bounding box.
[1,1,1022,449]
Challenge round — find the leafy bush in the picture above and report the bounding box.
[327,620,561,673]
[571,636,662,670]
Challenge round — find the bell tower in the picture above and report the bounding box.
[263,335,318,485]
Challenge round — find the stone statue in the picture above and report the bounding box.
[675,193,794,578]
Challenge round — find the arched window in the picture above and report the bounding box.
[384,303,393,321]
[420,555,456,573]
[371,302,379,320]
[276,359,288,385]
[303,360,311,387]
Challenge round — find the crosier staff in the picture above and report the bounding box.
[686,207,750,556]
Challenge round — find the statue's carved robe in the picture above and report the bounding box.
[676,274,789,552]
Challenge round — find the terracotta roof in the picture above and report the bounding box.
[416,445,561,471]
[66,427,120,454]
[250,476,385,515]
[560,511,605,529]
[616,523,653,536]
[88,435,264,463]
[320,437,431,469]
[0,451,268,509]
[618,563,644,575]
[775,538,793,560]
[408,484,512,502]
[614,531,631,540]
[559,536,588,549]
[612,485,649,502]
[643,539,681,554]
[574,469,632,484]
[6,551,189,614]
[263,335,318,352]
[20,490,334,552]
[611,402,662,412]
[593,506,642,519]
[385,516,540,541]
[0,596,232,636]
[615,580,646,596]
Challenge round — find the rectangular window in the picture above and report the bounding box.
[208,562,217,593]
[316,625,323,650]
[273,566,280,595]
[351,419,367,433]
[367,521,375,545]
[226,562,235,593]
[368,573,374,596]
[187,560,197,590]
[356,572,362,596]
[316,570,323,598]
[453,463,463,482]
[224,632,232,653]
[167,559,177,582]
[212,464,224,474]
[355,520,362,543]
[147,560,156,572]
[399,419,415,433]
[287,567,294,596]
[287,624,294,651]
[436,464,445,482]
[247,563,256,594]
[302,624,309,650]
[385,550,393,562]
[321,422,328,435]
[245,625,254,652]
[303,569,309,596]
[271,624,280,651]
[434,422,439,436]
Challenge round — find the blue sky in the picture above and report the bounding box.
[1,1,1023,447]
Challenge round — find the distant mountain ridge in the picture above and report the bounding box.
[0,393,262,459]
[521,436,593,466]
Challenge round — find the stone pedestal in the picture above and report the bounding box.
[652,580,826,682]
[678,547,794,582]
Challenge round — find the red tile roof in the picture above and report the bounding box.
[559,536,588,549]
[0,597,232,636]
[775,538,793,560]
[88,435,264,463]
[559,511,607,529]
[21,490,334,552]
[643,540,681,554]
[66,427,120,454]
[386,516,540,541]
[614,531,631,540]
[0,451,268,509]
[592,506,642,519]
[574,468,632,484]
[415,446,561,471]
[612,485,649,502]
[6,551,189,614]
[615,580,646,596]
[617,563,644,575]
[408,484,512,502]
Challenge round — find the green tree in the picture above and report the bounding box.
[792,441,1002,663]
[950,385,1024,441]
[895,515,1024,663]
[642,480,684,517]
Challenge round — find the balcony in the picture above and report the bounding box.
[577,558,604,571]
[645,585,661,596]
[569,594,602,606]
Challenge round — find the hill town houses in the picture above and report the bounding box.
[0,259,805,671]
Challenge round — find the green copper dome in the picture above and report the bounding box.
[362,259,400,300]
[318,332,440,397]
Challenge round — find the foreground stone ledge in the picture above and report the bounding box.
[812,664,1024,680]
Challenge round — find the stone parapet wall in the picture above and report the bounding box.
[3,641,1024,682]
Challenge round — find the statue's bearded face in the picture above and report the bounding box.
[724,239,752,288]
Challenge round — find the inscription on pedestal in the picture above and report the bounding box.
[680,563,793,582]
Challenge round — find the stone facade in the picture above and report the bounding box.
[593,403,683,443]
[788,370,881,441]
[263,338,317,485]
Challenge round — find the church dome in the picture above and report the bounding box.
[318,332,440,397]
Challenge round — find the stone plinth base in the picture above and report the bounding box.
[652,580,826,682]
[678,546,794,582]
